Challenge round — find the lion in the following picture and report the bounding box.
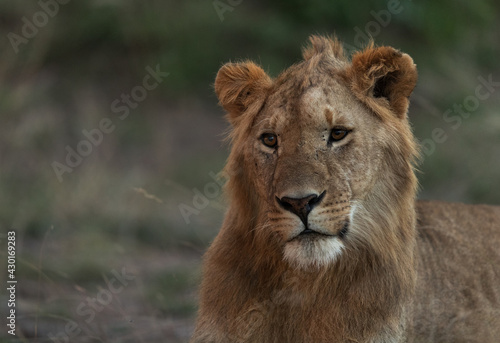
[190,35,500,342]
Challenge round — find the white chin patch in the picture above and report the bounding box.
[283,236,344,270]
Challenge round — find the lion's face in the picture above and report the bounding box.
[215,37,418,269]
[248,77,386,268]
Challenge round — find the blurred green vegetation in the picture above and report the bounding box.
[0,0,499,341]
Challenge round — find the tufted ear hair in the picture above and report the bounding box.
[345,46,417,119]
[214,61,272,125]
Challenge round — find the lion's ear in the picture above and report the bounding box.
[215,62,272,124]
[346,46,417,119]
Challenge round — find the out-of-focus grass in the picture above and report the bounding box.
[146,269,199,317]
[413,67,500,204]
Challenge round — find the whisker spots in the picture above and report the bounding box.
[317,205,350,215]
[310,215,345,224]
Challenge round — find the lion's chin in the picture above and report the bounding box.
[283,236,344,270]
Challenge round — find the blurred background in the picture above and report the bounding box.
[0,0,499,342]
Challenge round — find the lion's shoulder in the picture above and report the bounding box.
[414,200,500,341]
[416,200,500,256]
[416,200,500,237]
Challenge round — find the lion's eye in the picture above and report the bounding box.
[330,128,349,142]
[261,133,278,148]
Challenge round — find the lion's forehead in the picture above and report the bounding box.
[262,84,359,131]
[300,87,344,120]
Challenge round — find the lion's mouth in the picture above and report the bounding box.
[298,228,327,237]
[294,222,349,240]
[294,229,330,241]
[338,222,349,238]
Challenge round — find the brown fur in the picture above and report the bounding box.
[191,36,500,342]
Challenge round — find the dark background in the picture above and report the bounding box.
[1,1,499,342]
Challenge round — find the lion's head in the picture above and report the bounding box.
[215,36,419,270]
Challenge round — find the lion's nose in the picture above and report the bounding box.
[276,192,325,224]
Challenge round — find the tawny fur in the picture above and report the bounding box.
[191,36,500,343]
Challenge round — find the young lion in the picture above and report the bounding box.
[190,36,500,343]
